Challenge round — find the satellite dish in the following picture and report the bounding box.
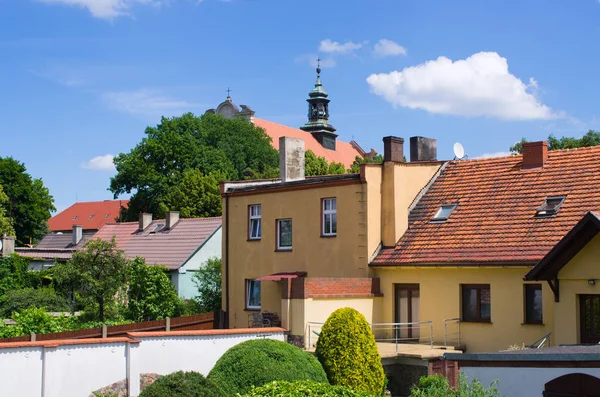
[453,142,466,160]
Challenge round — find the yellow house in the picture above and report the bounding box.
[222,133,600,353]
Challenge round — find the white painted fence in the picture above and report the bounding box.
[0,328,285,397]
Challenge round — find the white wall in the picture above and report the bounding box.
[0,328,284,397]
[461,366,600,397]
[177,227,222,299]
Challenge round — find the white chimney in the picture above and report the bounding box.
[166,211,180,229]
[72,224,83,246]
[0,235,15,257]
[279,137,305,183]
[139,213,153,231]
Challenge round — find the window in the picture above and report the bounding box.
[535,196,566,218]
[246,279,261,310]
[249,205,262,240]
[150,223,165,233]
[432,204,457,222]
[104,214,110,219]
[277,219,292,250]
[89,214,94,219]
[462,284,491,322]
[322,198,337,236]
[525,284,543,324]
[72,216,78,220]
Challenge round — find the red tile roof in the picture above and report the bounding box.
[94,217,222,270]
[253,118,362,168]
[373,146,600,266]
[48,200,129,232]
[15,248,76,261]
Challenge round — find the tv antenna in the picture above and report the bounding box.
[453,142,468,160]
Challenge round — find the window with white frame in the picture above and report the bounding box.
[322,198,337,236]
[249,205,262,240]
[277,219,292,250]
[246,279,261,310]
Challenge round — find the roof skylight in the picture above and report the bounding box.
[432,204,457,222]
[72,216,78,220]
[535,196,566,218]
[150,223,165,233]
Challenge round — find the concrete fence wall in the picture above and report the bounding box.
[0,328,285,397]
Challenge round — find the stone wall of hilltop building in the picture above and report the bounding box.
[0,328,285,397]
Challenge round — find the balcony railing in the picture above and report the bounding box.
[307,321,434,353]
[443,317,461,348]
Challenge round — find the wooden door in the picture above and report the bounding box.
[544,373,600,397]
[580,295,600,344]
[394,284,420,340]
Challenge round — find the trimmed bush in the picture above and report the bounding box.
[207,339,327,395]
[245,380,376,397]
[315,308,386,396]
[139,371,225,397]
[409,375,499,397]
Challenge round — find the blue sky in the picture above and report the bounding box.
[1,0,599,213]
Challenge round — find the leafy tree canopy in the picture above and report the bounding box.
[53,238,128,322]
[0,185,14,236]
[305,150,346,176]
[510,130,600,154]
[110,113,279,220]
[192,257,222,313]
[0,157,55,245]
[348,154,385,174]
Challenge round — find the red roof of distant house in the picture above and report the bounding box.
[48,200,129,232]
[94,217,222,270]
[373,146,600,266]
[253,118,362,168]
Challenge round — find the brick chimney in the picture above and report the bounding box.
[410,136,437,162]
[139,213,153,231]
[72,224,83,246]
[522,141,548,169]
[383,136,404,162]
[279,137,305,183]
[0,235,14,257]
[166,211,180,229]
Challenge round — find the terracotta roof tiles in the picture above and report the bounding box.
[373,146,600,266]
[48,200,129,232]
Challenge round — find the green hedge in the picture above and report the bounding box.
[409,375,499,397]
[244,380,376,397]
[139,371,225,397]
[207,339,328,395]
[315,308,386,396]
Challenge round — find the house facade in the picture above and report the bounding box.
[223,135,600,353]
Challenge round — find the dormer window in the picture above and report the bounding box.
[535,196,566,218]
[432,204,457,222]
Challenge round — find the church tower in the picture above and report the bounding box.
[299,62,338,150]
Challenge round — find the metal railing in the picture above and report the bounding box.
[443,317,461,348]
[307,321,434,353]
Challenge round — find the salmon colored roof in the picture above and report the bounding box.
[128,327,286,338]
[373,146,600,266]
[48,200,129,232]
[253,118,362,168]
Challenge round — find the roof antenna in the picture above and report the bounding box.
[453,142,468,160]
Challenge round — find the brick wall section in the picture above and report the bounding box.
[283,277,381,299]
[383,136,405,163]
[522,141,548,169]
[428,360,459,389]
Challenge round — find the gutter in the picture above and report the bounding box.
[225,193,230,329]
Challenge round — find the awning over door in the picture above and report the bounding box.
[256,271,307,281]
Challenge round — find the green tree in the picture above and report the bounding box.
[0,157,55,245]
[0,185,14,236]
[53,238,128,322]
[192,257,222,313]
[0,288,69,318]
[0,254,40,295]
[510,130,600,154]
[110,113,279,220]
[126,258,181,322]
[304,150,346,176]
[158,170,224,218]
[315,307,386,396]
[348,154,385,174]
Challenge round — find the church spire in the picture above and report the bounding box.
[300,61,338,150]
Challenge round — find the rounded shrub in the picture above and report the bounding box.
[315,307,386,396]
[245,380,376,397]
[207,338,328,395]
[139,371,225,397]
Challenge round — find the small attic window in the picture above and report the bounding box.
[432,204,457,222]
[72,216,78,220]
[89,215,94,219]
[150,223,165,233]
[104,214,110,219]
[535,196,566,218]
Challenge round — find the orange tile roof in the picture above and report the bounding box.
[48,200,129,232]
[253,118,362,168]
[373,146,600,266]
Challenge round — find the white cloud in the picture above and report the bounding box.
[82,154,115,171]
[33,0,163,19]
[366,52,558,120]
[476,151,512,159]
[373,39,407,57]
[101,89,199,117]
[319,39,364,54]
